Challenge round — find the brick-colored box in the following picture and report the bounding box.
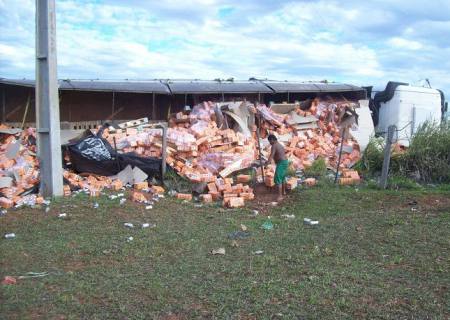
[176,193,192,201]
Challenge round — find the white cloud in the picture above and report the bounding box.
[0,0,448,97]
[388,37,423,50]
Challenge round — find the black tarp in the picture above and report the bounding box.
[65,129,162,179]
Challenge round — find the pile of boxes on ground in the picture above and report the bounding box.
[0,97,362,209]
[99,99,362,207]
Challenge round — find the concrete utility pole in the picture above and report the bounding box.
[36,0,63,197]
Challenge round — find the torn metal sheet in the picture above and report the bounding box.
[0,128,22,135]
[286,112,318,125]
[291,122,318,130]
[6,140,21,159]
[132,166,148,184]
[0,177,13,188]
[116,165,133,185]
[223,111,251,137]
[352,100,375,152]
[271,103,298,114]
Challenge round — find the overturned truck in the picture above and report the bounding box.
[0,96,365,208]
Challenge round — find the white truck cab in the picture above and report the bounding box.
[370,82,446,146]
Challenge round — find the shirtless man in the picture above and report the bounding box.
[266,134,288,201]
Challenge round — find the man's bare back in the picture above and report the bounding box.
[270,142,286,164]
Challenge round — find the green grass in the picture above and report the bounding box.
[1,186,449,319]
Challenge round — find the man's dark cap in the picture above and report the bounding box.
[267,134,277,141]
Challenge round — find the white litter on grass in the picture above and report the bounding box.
[142,223,156,229]
[253,250,264,255]
[211,248,226,255]
[93,203,99,209]
[304,218,319,225]
[58,213,67,218]
[127,236,134,242]
[117,193,125,198]
[109,195,118,200]
[4,233,16,239]
[124,223,134,228]
[145,205,153,210]
[281,214,295,219]
[0,210,7,216]
[45,207,50,213]
[119,198,126,205]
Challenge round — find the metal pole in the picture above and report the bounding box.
[379,125,396,189]
[2,87,6,123]
[334,129,346,184]
[255,115,265,182]
[152,92,156,120]
[156,124,167,184]
[36,0,63,197]
[111,91,115,121]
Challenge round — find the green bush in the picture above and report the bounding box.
[353,137,384,174]
[356,121,450,183]
[304,157,327,178]
[405,121,450,183]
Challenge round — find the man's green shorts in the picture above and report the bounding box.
[274,159,289,185]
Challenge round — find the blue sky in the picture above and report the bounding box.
[0,0,449,96]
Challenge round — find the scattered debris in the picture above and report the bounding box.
[124,223,134,228]
[240,224,248,231]
[281,214,295,219]
[127,236,134,242]
[142,223,156,229]
[4,233,16,239]
[253,250,264,255]
[261,220,274,230]
[304,218,319,226]
[58,213,67,218]
[2,276,17,285]
[227,231,251,240]
[93,202,99,209]
[211,248,226,255]
[338,170,361,185]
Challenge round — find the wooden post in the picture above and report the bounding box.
[21,94,31,129]
[379,125,396,189]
